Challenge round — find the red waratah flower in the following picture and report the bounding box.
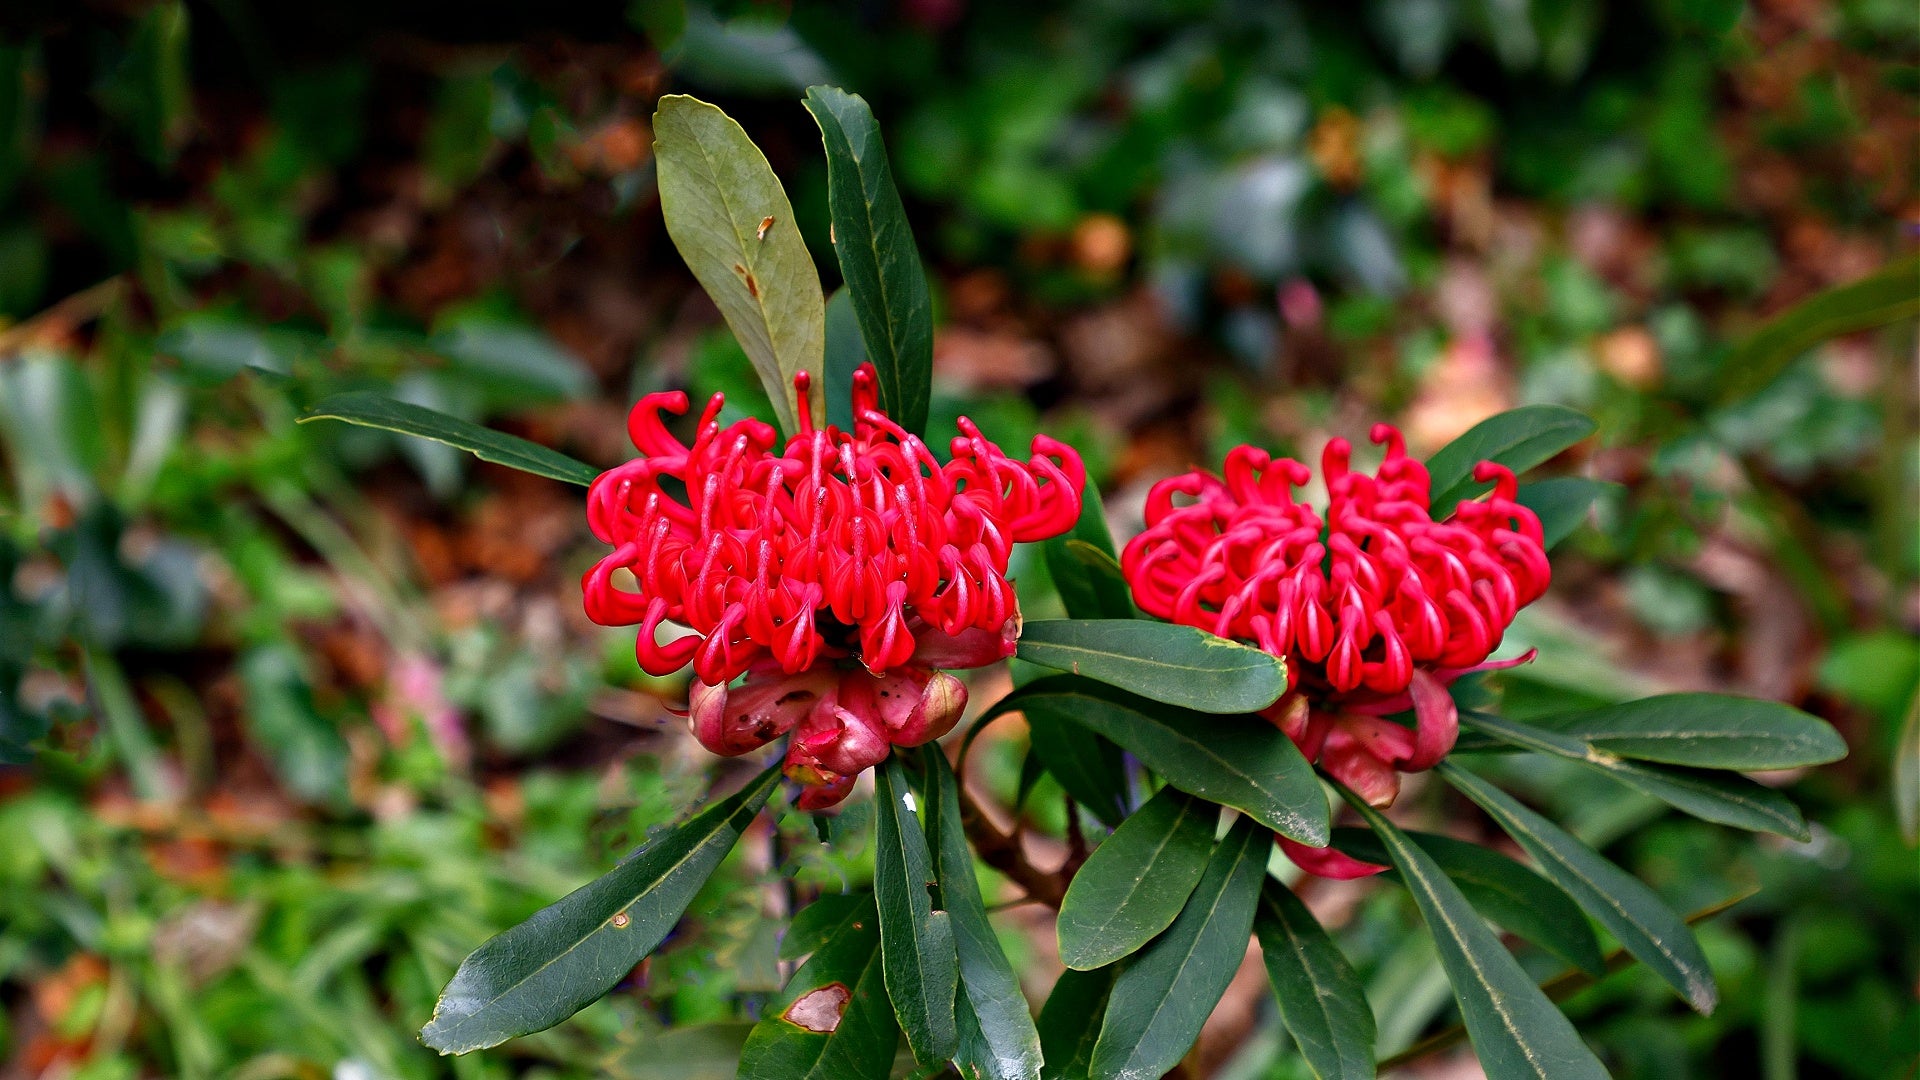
[1121,425,1550,877]
[583,364,1085,808]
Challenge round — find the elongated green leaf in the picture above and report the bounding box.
[1461,710,1810,839]
[1038,968,1116,1080]
[1524,693,1846,770]
[300,392,598,487]
[924,749,1044,1080]
[873,756,958,1064]
[1426,405,1596,510]
[1046,487,1135,622]
[654,94,824,435]
[985,675,1328,844]
[823,287,867,431]
[1058,787,1217,970]
[1339,790,1609,1080]
[1378,889,1755,1071]
[1090,816,1268,1080]
[1597,759,1809,840]
[1254,879,1376,1080]
[1031,490,1137,828]
[421,766,780,1052]
[1516,478,1620,549]
[1718,253,1920,403]
[1332,828,1605,976]
[1016,619,1287,714]
[739,894,900,1079]
[1027,702,1131,827]
[1437,761,1717,1013]
[781,893,868,961]
[804,85,931,437]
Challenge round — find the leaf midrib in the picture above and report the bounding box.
[1063,800,1201,964]
[1107,828,1256,1076]
[1385,826,1558,1080]
[821,97,914,411]
[1260,894,1363,1073]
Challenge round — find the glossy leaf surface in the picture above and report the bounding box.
[1089,816,1268,1080]
[1439,762,1717,1014]
[654,94,823,434]
[421,766,780,1052]
[1342,790,1610,1080]
[301,392,598,487]
[1057,786,1216,970]
[804,85,932,436]
[985,675,1327,844]
[1016,619,1287,714]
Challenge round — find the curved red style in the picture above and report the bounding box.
[585,365,1084,807]
[1121,425,1551,875]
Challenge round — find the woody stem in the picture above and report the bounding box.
[955,778,1070,909]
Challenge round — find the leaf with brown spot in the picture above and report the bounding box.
[654,95,824,435]
[740,893,899,1079]
[784,983,851,1033]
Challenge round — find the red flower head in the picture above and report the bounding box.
[1122,426,1551,875]
[584,364,1084,808]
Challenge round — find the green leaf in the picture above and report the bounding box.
[1026,702,1132,827]
[823,287,867,431]
[1426,405,1597,509]
[1523,693,1846,770]
[1253,878,1376,1080]
[803,85,932,437]
[1030,491,1136,828]
[1718,253,1920,403]
[1460,711,1810,839]
[1592,759,1809,840]
[1516,478,1620,549]
[924,749,1044,1080]
[1037,968,1116,1080]
[1339,790,1610,1080]
[984,675,1328,845]
[653,94,824,435]
[739,893,901,1079]
[1057,787,1217,971]
[872,756,958,1064]
[781,893,869,961]
[300,392,598,487]
[1016,619,1287,714]
[1377,889,1756,1072]
[421,766,781,1053]
[1046,488,1135,622]
[1089,816,1268,1080]
[1437,761,1717,1014]
[1331,828,1605,976]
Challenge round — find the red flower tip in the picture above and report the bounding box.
[1122,424,1551,876]
[587,363,1084,807]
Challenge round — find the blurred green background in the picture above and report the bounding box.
[0,1,1913,1077]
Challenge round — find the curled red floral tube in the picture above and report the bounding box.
[1122,425,1550,875]
[585,365,1084,807]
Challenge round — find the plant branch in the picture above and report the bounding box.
[956,776,1069,909]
